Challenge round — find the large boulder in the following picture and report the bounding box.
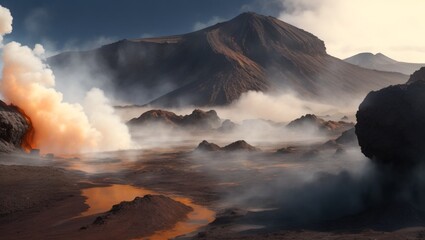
[0,101,30,153]
[356,67,425,166]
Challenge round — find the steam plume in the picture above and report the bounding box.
[0,5,134,154]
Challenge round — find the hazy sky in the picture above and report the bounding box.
[279,0,425,63]
[1,0,424,62]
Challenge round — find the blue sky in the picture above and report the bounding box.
[1,0,282,52]
[3,1,423,62]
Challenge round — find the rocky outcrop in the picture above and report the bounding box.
[87,195,192,236]
[287,114,353,135]
[128,109,221,129]
[222,140,259,152]
[195,140,260,152]
[356,68,425,166]
[0,101,30,153]
[195,140,222,152]
[407,67,425,84]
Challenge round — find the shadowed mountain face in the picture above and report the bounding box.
[49,12,407,107]
[345,52,425,75]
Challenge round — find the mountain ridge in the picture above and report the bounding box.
[49,12,408,107]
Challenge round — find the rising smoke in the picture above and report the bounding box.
[0,5,134,155]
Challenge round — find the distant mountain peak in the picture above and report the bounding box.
[345,52,425,75]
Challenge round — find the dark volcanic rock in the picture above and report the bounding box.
[127,109,182,126]
[222,140,259,152]
[407,67,425,84]
[0,101,30,153]
[195,140,222,152]
[128,109,221,129]
[49,13,406,107]
[194,140,260,152]
[356,67,425,166]
[88,195,192,236]
[287,114,353,135]
[181,109,221,129]
[335,128,357,146]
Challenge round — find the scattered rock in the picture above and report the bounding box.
[194,140,260,152]
[287,114,353,135]
[222,140,259,152]
[195,140,221,152]
[128,109,221,130]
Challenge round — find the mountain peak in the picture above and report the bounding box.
[345,52,397,66]
[214,11,327,57]
[233,11,269,21]
[344,52,425,75]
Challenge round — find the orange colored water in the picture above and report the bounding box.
[80,184,215,239]
[80,184,155,216]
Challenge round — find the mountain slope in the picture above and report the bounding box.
[345,52,425,75]
[49,12,407,107]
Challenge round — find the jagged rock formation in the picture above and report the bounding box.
[345,52,425,75]
[128,109,221,129]
[86,195,192,237]
[49,12,407,107]
[195,140,259,152]
[407,67,425,84]
[287,114,353,135]
[356,67,425,166]
[195,140,222,152]
[0,101,31,153]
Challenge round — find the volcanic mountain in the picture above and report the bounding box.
[49,12,407,107]
[345,52,425,75]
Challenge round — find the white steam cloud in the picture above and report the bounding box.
[0,5,134,155]
[0,6,12,44]
[277,0,425,62]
